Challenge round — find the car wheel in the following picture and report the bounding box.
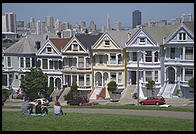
[156,102,159,105]
[79,103,82,106]
[141,102,144,105]
[67,102,70,105]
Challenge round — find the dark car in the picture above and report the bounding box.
[139,96,165,105]
[67,96,89,105]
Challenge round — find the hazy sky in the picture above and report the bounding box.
[2,3,194,29]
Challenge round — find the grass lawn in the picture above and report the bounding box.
[2,111,194,131]
[3,104,194,112]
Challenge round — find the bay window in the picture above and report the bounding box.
[110,53,116,64]
[185,69,193,81]
[185,47,193,60]
[145,51,152,62]
[146,71,152,82]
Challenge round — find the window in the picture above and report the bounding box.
[133,52,137,61]
[118,54,123,64]
[179,33,186,40]
[49,60,53,69]
[118,72,122,83]
[110,53,116,64]
[181,68,183,81]
[180,48,183,60]
[185,69,193,81]
[26,58,30,68]
[170,48,175,59]
[78,57,84,67]
[110,72,116,81]
[86,74,90,85]
[2,74,7,86]
[155,71,158,82]
[72,75,77,83]
[47,47,52,53]
[99,55,103,64]
[140,38,145,43]
[32,57,35,67]
[20,57,24,68]
[86,58,90,67]
[145,51,152,62]
[15,75,18,79]
[79,75,84,86]
[59,61,62,69]
[154,51,158,62]
[43,59,48,69]
[105,40,110,46]
[146,71,152,82]
[8,57,11,67]
[73,44,78,51]
[9,74,13,86]
[185,47,193,60]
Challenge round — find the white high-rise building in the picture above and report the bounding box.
[30,17,36,34]
[2,15,7,32]
[46,16,54,33]
[114,21,121,31]
[5,12,16,33]
[181,14,192,22]
[36,20,46,35]
[61,22,69,31]
[89,20,96,31]
[55,19,61,34]
[106,14,110,31]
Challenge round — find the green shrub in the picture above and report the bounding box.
[107,81,117,92]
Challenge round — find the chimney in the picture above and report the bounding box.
[57,32,61,38]
[128,32,131,41]
[35,41,41,50]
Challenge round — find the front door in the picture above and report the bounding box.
[131,71,136,85]
[168,67,175,84]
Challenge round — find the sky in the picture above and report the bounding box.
[2,3,194,29]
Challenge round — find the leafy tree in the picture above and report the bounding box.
[188,78,194,88]
[20,68,48,100]
[107,81,117,92]
[71,82,79,97]
[146,80,155,96]
[2,88,11,99]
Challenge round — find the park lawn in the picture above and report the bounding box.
[2,111,194,131]
[3,105,194,112]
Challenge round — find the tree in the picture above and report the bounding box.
[146,80,155,97]
[188,78,194,88]
[107,81,117,92]
[21,68,48,100]
[71,82,78,97]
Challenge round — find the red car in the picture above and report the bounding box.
[139,96,165,105]
[67,96,98,106]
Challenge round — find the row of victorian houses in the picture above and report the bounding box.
[2,21,194,100]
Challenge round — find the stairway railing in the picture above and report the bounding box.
[88,87,95,99]
[120,84,130,99]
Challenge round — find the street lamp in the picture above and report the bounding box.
[137,50,146,106]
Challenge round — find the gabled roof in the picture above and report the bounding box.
[3,33,58,54]
[75,33,103,50]
[183,21,194,34]
[143,24,180,45]
[107,30,130,48]
[50,37,72,52]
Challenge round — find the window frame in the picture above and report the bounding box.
[145,51,152,62]
[104,40,110,46]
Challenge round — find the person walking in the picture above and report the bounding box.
[53,101,63,116]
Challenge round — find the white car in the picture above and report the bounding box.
[30,98,49,106]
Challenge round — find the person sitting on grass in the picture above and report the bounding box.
[21,97,33,115]
[54,101,63,116]
[35,100,49,115]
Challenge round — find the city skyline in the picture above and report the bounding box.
[2,3,194,29]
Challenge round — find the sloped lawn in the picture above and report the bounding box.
[2,111,193,131]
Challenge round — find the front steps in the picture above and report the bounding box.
[165,98,194,107]
[162,84,175,98]
[120,85,136,105]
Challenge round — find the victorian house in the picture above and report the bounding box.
[61,33,102,96]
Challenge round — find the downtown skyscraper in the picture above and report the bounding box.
[106,14,110,31]
[5,12,16,33]
[132,10,141,28]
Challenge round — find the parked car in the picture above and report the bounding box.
[67,96,88,105]
[30,98,49,106]
[139,96,165,105]
[82,102,99,106]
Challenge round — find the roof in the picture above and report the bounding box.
[143,24,180,45]
[3,33,58,54]
[50,37,72,51]
[183,21,194,34]
[106,30,128,48]
[75,33,103,50]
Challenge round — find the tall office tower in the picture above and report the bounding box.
[55,19,61,33]
[5,12,17,32]
[132,10,141,28]
[30,17,36,34]
[16,20,24,27]
[101,25,105,33]
[41,21,46,34]
[80,20,86,28]
[89,20,96,31]
[36,20,42,35]
[46,16,54,33]
[61,22,70,31]
[16,20,25,35]
[2,15,7,32]
[106,14,110,31]
[181,13,192,22]
[114,21,121,31]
